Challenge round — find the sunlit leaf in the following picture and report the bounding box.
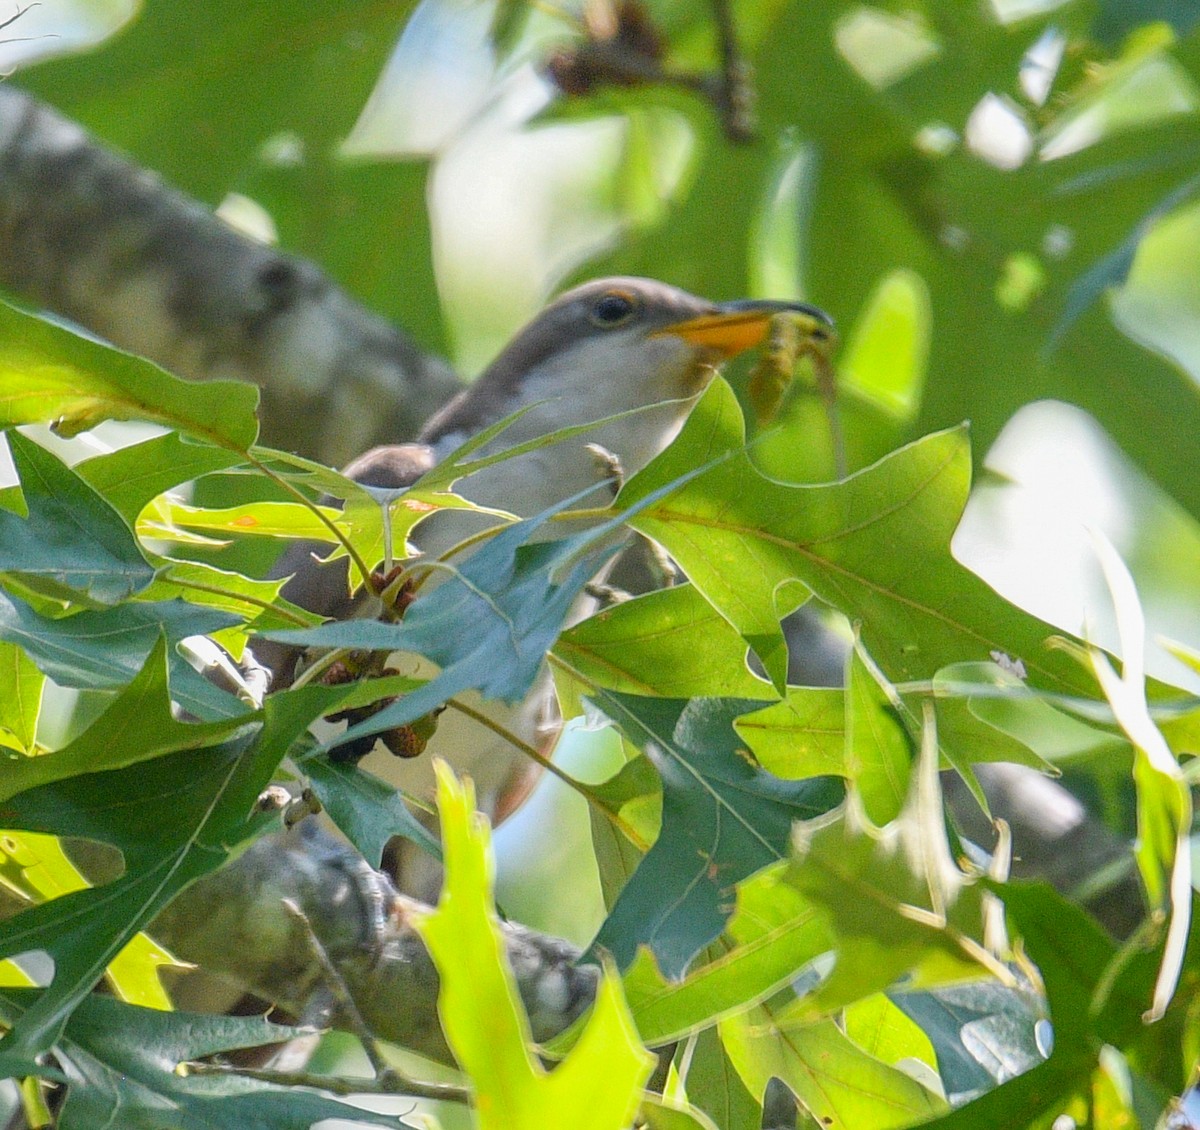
[619,380,1100,698]
[0,640,43,753]
[0,301,257,448]
[415,765,654,1130]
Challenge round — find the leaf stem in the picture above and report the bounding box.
[444,696,648,850]
[244,448,377,596]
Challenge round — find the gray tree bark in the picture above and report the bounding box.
[153,821,598,1063]
[0,85,462,465]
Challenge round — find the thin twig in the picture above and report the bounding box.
[444,696,649,850]
[280,899,393,1082]
[183,1060,469,1104]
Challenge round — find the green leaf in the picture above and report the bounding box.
[153,498,344,541]
[553,583,778,700]
[0,591,242,719]
[720,1002,946,1127]
[0,991,414,1129]
[0,431,155,604]
[0,636,254,803]
[623,863,832,1046]
[21,1,412,199]
[675,1026,760,1130]
[415,765,655,1130]
[0,300,258,448]
[0,833,179,1011]
[0,729,265,1068]
[843,993,938,1072]
[620,379,1100,697]
[782,710,1002,1018]
[263,497,624,753]
[300,748,441,868]
[733,686,848,779]
[144,559,320,644]
[1086,533,1192,1020]
[0,640,43,753]
[0,678,374,1068]
[844,642,912,826]
[74,433,244,525]
[590,693,841,979]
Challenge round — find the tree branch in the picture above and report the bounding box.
[0,85,463,464]
[150,820,600,1066]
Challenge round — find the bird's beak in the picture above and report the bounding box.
[654,299,835,359]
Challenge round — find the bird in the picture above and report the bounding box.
[263,276,834,895]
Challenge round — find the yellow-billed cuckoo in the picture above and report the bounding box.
[268,277,832,893]
[278,277,831,610]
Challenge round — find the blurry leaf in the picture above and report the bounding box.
[621,379,1099,697]
[21,0,415,205]
[0,639,43,753]
[720,1001,946,1127]
[638,1091,722,1130]
[623,862,832,1045]
[415,765,654,1130]
[246,158,446,355]
[0,431,155,604]
[843,993,937,1072]
[931,663,1110,768]
[0,991,414,1129]
[734,686,847,779]
[588,0,1200,524]
[844,642,912,826]
[783,708,1003,1018]
[838,269,930,422]
[909,882,1143,1128]
[554,583,777,700]
[676,1025,760,1130]
[1095,0,1200,44]
[0,300,258,449]
[591,693,841,979]
[1087,532,1191,1019]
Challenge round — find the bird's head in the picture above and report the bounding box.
[420,277,834,459]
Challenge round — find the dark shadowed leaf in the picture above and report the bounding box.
[0,636,254,802]
[0,679,378,1068]
[0,592,243,719]
[590,692,841,978]
[0,991,415,1129]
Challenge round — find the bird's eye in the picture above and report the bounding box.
[589,291,638,327]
